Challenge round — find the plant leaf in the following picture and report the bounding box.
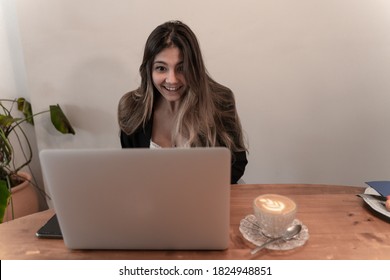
[0,115,21,127]
[50,105,75,135]
[0,179,11,223]
[17,97,34,125]
[0,127,12,166]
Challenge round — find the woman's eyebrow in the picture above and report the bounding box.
[153,61,168,65]
[153,60,184,65]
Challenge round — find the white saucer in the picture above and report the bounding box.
[239,214,309,250]
[360,187,390,219]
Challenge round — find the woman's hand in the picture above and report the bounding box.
[386,196,390,211]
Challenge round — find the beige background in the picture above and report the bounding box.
[2,0,390,188]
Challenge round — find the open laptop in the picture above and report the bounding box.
[38,148,231,250]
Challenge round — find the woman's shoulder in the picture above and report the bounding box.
[208,79,236,110]
[208,78,235,103]
[118,89,146,113]
[209,78,233,94]
[119,89,140,103]
[118,89,142,117]
[118,88,148,135]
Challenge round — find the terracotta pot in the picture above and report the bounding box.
[3,172,40,222]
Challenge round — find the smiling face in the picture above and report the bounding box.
[152,46,187,103]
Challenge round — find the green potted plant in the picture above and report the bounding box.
[0,97,75,223]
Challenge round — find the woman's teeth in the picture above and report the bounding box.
[164,86,180,91]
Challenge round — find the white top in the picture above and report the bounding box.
[150,140,162,149]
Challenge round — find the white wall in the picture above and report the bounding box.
[5,0,390,187]
[1,0,47,209]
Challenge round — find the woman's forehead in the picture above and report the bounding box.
[153,46,183,64]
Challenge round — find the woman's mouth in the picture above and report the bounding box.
[163,85,182,92]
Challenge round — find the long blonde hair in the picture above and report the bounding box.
[118,21,246,152]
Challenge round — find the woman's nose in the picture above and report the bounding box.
[166,70,178,84]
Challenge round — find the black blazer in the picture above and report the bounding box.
[120,118,248,184]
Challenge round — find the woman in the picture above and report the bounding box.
[118,20,247,184]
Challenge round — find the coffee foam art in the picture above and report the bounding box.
[253,194,297,238]
[258,198,286,212]
[254,194,296,215]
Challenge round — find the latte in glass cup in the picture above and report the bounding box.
[253,194,297,238]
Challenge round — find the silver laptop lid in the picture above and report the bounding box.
[39,148,231,250]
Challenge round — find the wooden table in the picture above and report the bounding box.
[1,184,389,260]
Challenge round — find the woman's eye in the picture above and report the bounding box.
[154,66,166,72]
[177,65,184,72]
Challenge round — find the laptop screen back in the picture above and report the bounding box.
[39,148,231,250]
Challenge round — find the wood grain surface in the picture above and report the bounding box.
[1,184,389,259]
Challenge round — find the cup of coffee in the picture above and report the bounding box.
[253,194,297,238]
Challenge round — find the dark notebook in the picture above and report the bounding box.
[36,214,63,239]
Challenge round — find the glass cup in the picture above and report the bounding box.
[253,194,297,238]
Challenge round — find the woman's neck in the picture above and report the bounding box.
[151,97,181,148]
[156,97,181,115]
